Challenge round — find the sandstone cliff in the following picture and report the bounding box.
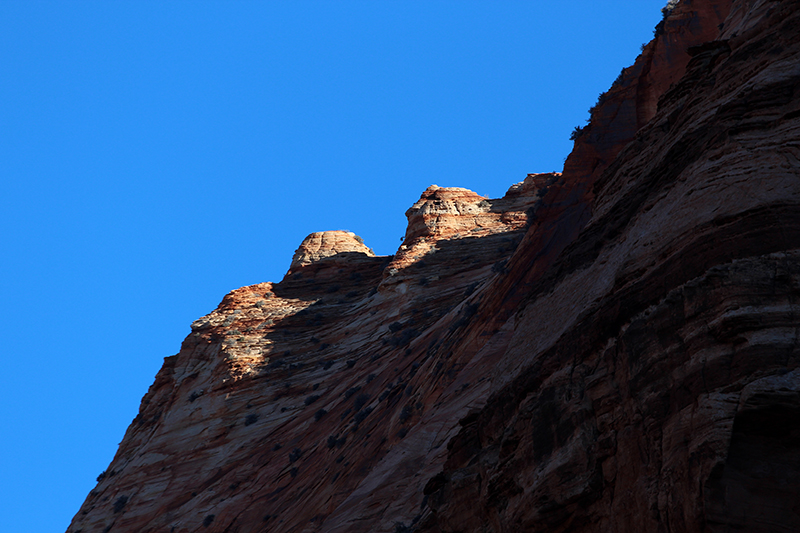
[69,0,800,531]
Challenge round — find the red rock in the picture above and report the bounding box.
[67,1,800,531]
[386,174,556,279]
[423,1,800,531]
[289,230,375,270]
[67,177,547,533]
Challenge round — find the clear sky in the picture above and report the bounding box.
[1,2,669,531]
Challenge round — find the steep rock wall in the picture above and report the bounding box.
[67,177,547,533]
[422,0,800,531]
[68,0,800,532]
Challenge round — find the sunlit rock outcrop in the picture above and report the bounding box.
[68,1,800,531]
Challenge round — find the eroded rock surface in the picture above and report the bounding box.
[289,230,375,270]
[67,180,540,533]
[421,0,800,531]
[385,174,556,285]
[68,1,800,532]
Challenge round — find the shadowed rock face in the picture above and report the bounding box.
[421,0,800,531]
[67,176,546,533]
[68,1,800,532]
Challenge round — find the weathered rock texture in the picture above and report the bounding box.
[68,175,546,533]
[422,0,800,531]
[69,1,800,532]
[289,231,375,271]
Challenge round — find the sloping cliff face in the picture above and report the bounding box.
[69,1,800,532]
[68,175,552,533]
[423,0,800,531]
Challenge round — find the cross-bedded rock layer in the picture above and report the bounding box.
[67,176,545,533]
[421,0,800,531]
[69,1,800,531]
[289,231,375,271]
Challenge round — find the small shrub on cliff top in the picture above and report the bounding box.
[387,327,419,347]
[569,124,587,141]
[288,448,303,463]
[450,302,479,331]
[344,386,361,399]
[463,281,479,297]
[588,92,608,116]
[304,394,320,406]
[613,67,626,87]
[244,413,259,426]
[353,393,370,411]
[327,434,347,449]
[314,409,328,421]
[113,495,128,513]
[354,406,373,425]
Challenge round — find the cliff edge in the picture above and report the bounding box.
[69,1,800,531]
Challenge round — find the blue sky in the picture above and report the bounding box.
[1,2,668,531]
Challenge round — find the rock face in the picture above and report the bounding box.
[289,231,375,271]
[67,176,546,533]
[422,0,800,531]
[387,174,556,279]
[68,1,800,532]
